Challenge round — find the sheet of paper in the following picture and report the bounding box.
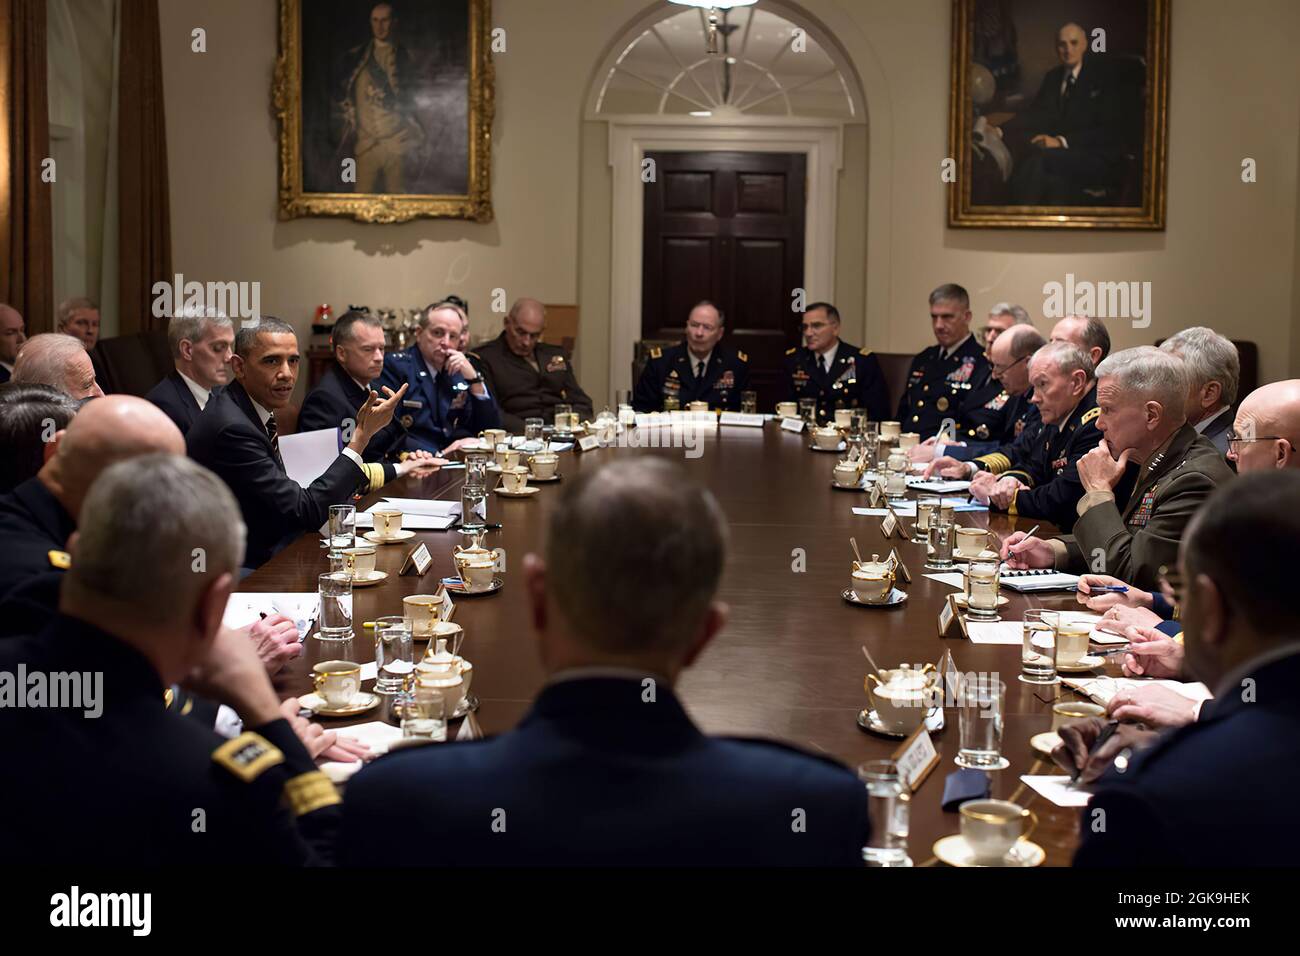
[966,621,1025,645]
[1020,775,1093,808]
[1062,676,1213,708]
[853,498,984,518]
[923,572,967,589]
[906,478,972,493]
[278,428,341,489]
[378,497,459,517]
[355,503,459,531]
[223,592,318,637]
[318,721,406,783]
[999,571,1081,592]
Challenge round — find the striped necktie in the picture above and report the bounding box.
[265,413,285,472]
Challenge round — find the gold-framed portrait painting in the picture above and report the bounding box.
[948,0,1169,229]
[274,0,494,224]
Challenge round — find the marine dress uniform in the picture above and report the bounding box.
[897,335,991,436]
[632,342,750,412]
[469,333,593,432]
[783,342,889,423]
[378,344,500,453]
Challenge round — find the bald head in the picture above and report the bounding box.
[13,333,103,400]
[42,395,185,518]
[1057,22,1087,68]
[1231,380,1300,473]
[504,297,546,358]
[989,325,1046,394]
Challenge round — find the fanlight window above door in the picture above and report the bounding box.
[594,5,857,119]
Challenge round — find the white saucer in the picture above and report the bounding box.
[363,529,415,545]
[952,593,1010,609]
[831,480,866,491]
[1057,655,1105,673]
[300,691,381,717]
[347,569,388,587]
[527,473,562,482]
[933,835,1045,868]
[842,587,908,608]
[809,442,846,452]
[450,576,503,596]
[1031,731,1062,758]
[954,753,1011,771]
[856,708,911,739]
[495,485,541,497]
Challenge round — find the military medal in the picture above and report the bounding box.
[400,415,414,428]
[936,397,950,412]
[976,424,990,439]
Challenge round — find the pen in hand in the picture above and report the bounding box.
[1072,719,1121,783]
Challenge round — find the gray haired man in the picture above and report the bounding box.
[145,308,235,434]
[1160,327,1239,454]
[1004,346,1235,589]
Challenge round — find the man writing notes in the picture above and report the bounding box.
[379,302,500,455]
[898,284,991,437]
[634,301,750,413]
[783,301,889,423]
[1002,347,1235,589]
[340,458,870,866]
[187,319,412,570]
[470,298,594,432]
[145,309,234,435]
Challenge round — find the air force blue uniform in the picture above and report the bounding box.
[378,345,500,454]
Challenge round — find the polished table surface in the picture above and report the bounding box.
[248,424,1111,866]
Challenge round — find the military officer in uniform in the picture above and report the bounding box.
[783,301,889,422]
[0,455,341,865]
[633,301,750,412]
[929,341,1099,531]
[379,301,501,454]
[897,283,991,435]
[912,325,1044,464]
[471,298,594,432]
[1003,347,1236,590]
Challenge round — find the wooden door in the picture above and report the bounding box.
[642,151,806,410]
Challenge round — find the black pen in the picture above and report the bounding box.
[1072,719,1120,783]
[1095,644,1131,657]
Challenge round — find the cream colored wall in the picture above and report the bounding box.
[158,0,1300,408]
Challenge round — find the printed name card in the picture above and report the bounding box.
[438,586,456,622]
[888,547,912,584]
[575,434,602,452]
[937,594,969,639]
[868,483,883,507]
[893,726,940,793]
[880,511,898,540]
[400,542,432,577]
[886,506,908,539]
[719,412,765,428]
[779,417,805,433]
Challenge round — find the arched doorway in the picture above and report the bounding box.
[585,0,868,401]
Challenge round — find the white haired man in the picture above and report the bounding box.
[1159,327,1239,455]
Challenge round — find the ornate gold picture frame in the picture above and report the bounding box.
[274,0,494,224]
[948,0,1168,230]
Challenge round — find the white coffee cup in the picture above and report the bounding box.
[775,401,799,419]
[501,466,530,493]
[372,509,403,538]
[341,546,377,577]
[960,799,1037,864]
[530,453,559,479]
[312,661,361,708]
[834,408,854,428]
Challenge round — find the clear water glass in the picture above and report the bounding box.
[957,676,1008,770]
[401,686,447,741]
[317,572,354,641]
[374,618,414,695]
[858,760,912,867]
[1021,609,1059,684]
[327,504,355,555]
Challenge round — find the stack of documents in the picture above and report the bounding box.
[1062,675,1213,708]
[356,498,460,531]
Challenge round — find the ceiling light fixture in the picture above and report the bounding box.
[668,0,757,55]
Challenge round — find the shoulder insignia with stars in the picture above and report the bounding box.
[649,347,662,359]
[212,732,284,783]
[48,550,71,570]
[785,347,797,356]
[737,351,748,362]
[1081,407,1101,425]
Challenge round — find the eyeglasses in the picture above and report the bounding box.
[1225,430,1282,450]
[990,354,1029,375]
[800,321,831,333]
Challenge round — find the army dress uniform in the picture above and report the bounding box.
[783,342,889,423]
[897,334,991,436]
[470,333,594,432]
[632,342,750,412]
[378,344,501,454]
[945,385,1040,461]
[1048,424,1236,590]
[0,476,75,603]
[0,614,342,865]
[971,386,1101,532]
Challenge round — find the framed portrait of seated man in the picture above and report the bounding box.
[275,0,494,223]
[947,0,1169,230]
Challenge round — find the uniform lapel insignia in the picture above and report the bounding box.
[1128,486,1158,528]
[717,370,735,389]
[545,354,566,373]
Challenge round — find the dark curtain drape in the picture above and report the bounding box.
[117,0,171,334]
[0,0,54,333]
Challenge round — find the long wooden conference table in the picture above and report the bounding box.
[249,423,1104,866]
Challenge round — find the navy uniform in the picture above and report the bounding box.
[945,385,1040,461]
[971,386,1101,532]
[378,344,500,454]
[298,362,404,478]
[633,342,750,412]
[783,342,890,423]
[0,476,74,602]
[340,677,869,866]
[897,335,990,435]
[0,613,341,865]
[1076,648,1300,867]
[470,334,594,432]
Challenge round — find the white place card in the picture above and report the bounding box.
[400,542,433,577]
[779,417,805,433]
[880,512,897,540]
[575,434,602,452]
[719,411,765,427]
[893,727,940,793]
[440,587,456,622]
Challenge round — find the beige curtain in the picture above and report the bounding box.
[116,0,169,334]
[0,0,55,332]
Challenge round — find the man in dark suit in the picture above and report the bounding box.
[633,301,751,413]
[340,458,870,866]
[1073,471,1300,866]
[471,298,594,431]
[0,302,25,383]
[1004,347,1236,589]
[0,454,340,865]
[145,309,235,435]
[0,395,184,600]
[1160,327,1239,456]
[1001,23,1130,204]
[897,284,991,435]
[783,301,889,422]
[187,318,412,570]
[379,303,500,456]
